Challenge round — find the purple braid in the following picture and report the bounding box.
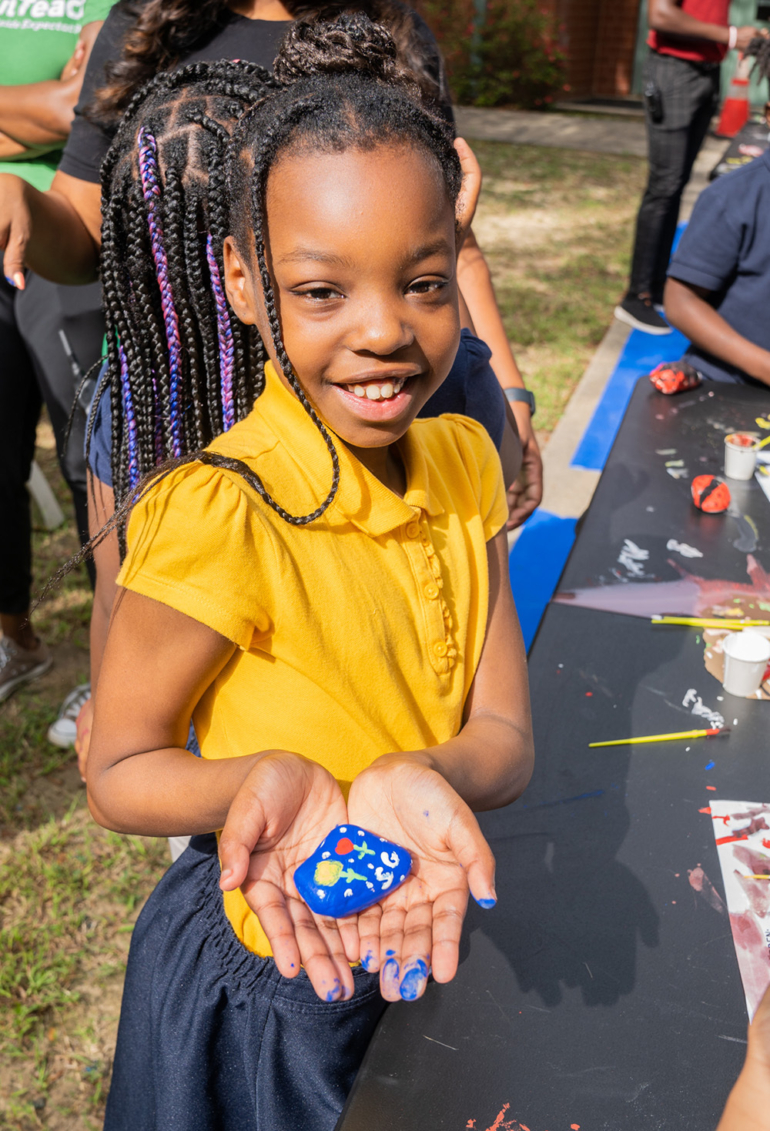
[151,373,163,464]
[137,127,183,457]
[206,234,235,432]
[119,345,140,489]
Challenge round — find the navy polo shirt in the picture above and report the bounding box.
[667,149,770,384]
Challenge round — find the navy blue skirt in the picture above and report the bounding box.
[105,833,386,1131]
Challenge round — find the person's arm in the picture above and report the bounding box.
[457,227,543,527]
[648,0,757,49]
[346,526,534,997]
[0,169,101,286]
[717,984,770,1131]
[0,21,103,150]
[664,277,770,386]
[499,399,523,490]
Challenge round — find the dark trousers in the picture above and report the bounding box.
[629,51,720,300]
[0,258,104,614]
[105,834,387,1131]
[0,269,42,615]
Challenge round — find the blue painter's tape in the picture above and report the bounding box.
[509,509,577,651]
[571,222,692,472]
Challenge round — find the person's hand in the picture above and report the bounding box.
[59,19,102,81]
[454,137,481,249]
[219,751,358,1002]
[736,25,764,51]
[506,402,543,529]
[0,173,32,289]
[75,695,93,782]
[347,754,497,1003]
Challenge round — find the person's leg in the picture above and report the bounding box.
[15,274,105,587]
[0,267,52,699]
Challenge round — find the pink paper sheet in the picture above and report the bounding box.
[710,800,770,1019]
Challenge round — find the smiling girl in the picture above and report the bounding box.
[86,16,533,1129]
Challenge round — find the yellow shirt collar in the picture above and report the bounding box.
[259,360,444,535]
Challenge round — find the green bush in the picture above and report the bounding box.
[414,0,566,108]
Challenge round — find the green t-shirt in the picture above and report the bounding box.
[0,0,114,190]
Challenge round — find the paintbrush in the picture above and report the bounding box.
[745,874,770,880]
[589,727,730,748]
[652,616,770,628]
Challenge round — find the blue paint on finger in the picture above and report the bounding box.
[399,959,428,1001]
[324,977,341,1003]
[382,956,400,995]
[474,895,497,909]
[361,950,376,972]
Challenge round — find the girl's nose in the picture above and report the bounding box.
[347,297,414,356]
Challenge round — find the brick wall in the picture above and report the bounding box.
[545,0,642,97]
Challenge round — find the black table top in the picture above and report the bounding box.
[337,377,770,1131]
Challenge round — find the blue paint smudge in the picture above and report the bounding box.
[521,789,605,810]
[705,760,715,770]
[385,949,396,957]
[382,957,400,993]
[324,978,341,1002]
[399,959,428,1001]
[423,810,429,818]
[474,896,497,909]
[361,950,376,972]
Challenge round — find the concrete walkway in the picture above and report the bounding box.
[453,105,730,528]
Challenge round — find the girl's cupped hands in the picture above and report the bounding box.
[218,751,359,1002]
[347,753,497,1003]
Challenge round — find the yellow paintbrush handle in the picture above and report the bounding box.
[589,729,710,747]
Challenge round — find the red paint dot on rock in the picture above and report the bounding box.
[585,691,593,697]
[571,1125,581,1130]
[335,837,354,854]
[706,786,716,791]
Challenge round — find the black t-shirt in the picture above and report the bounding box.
[59,2,452,185]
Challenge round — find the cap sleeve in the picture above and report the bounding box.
[448,414,509,541]
[117,463,275,651]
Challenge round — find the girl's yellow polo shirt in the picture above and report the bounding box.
[118,361,508,956]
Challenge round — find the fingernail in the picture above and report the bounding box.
[399,958,428,1001]
[382,956,400,995]
[13,272,24,290]
[474,893,497,909]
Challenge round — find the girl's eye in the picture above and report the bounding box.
[407,278,449,296]
[295,286,343,302]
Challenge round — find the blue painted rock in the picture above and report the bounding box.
[294,825,412,917]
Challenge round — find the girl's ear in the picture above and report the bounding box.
[223,236,259,326]
[454,138,481,249]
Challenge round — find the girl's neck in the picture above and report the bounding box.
[227,0,294,20]
[346,441,406,498]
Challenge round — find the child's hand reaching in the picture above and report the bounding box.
[347,754,496,1003]
[218,752,358,1002]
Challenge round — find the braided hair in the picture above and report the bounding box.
[49,14,461,595]
[746,35,770,83]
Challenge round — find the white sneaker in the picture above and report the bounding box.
[47,682,91,748]
[0,637,52,703]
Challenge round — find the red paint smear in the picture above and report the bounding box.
[571,1126,581,1130]
[706,786,716,791]
[466,1122,476,1129]
[585,691,593,697]
[335,838,354,855]
[716,834,750,846]
[763,839,770,850]
[699,807,712,814]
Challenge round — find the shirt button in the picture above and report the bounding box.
[424,582,439,600]
[434,641,448,657]
[406,522,420,539]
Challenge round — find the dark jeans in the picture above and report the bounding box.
[105,834,387,1131]
[15,272,104,589]
[629,51,720,300]
[0,267,42,615]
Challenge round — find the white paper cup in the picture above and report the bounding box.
[722,630,770,697]
[724,432,759,480]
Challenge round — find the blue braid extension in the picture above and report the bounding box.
[137,127,183,457]
[206,234,235,432]
[151,373,163,464]
[119,345,140,489]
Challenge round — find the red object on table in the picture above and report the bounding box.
[692,474,731,512]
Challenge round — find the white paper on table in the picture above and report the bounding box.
[710,800,770,1019]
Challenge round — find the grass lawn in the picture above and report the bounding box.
[0,141,647,1129]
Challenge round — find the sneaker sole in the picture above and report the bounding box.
[614,305,673,336]
[0,657,54,704]
[47,724,77,749]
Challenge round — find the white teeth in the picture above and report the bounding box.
[380,383,394,399]
[353,385,366,397]
[366,385,381,401]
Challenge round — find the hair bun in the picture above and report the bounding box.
[274,12,413,89]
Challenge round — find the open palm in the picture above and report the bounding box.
[219,751,355,1001]
[348,756,496,1001]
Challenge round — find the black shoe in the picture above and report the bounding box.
[614,294,672,335]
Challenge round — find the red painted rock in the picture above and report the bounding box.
[692,474,731,513]
[649,360,701,395]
